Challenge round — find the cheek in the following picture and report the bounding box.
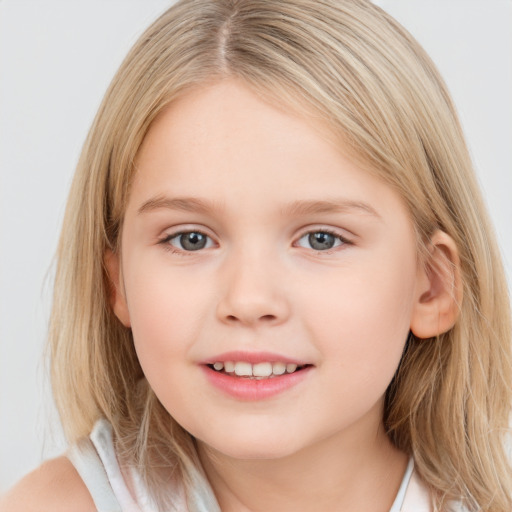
[300,252,417,382]
[124,264,209,375]
[124,269,211,426]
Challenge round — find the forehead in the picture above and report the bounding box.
[128,79,408,223]
[135,78,341,172]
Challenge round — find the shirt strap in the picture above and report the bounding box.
[401,462,432,512]
[67,437,123,512]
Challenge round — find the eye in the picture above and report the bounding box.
[163,231,215,251]
[296,230,348,251]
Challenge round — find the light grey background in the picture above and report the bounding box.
[1,0,511,493]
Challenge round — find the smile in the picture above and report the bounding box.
[201,352,313,400]
[208,361,307,379]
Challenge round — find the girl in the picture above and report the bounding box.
[2,0,511,511]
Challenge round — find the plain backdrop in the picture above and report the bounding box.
[1,0,511,493]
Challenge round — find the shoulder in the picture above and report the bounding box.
[0,456,96,512]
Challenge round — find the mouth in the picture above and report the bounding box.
[201,352,314,400]
[206,361,312,379]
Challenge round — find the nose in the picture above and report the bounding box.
[216,249,291,327]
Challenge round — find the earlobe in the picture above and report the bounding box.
[104,249,131,328]
[410,230,462,339]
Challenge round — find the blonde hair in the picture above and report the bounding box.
[49,0,512,510]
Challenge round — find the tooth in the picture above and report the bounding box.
[224,361,235,373]
[234,361,252,376]
[272,362,286,375]
[286,363,297,373]
[252,362,273,377]
[213,362,224,371]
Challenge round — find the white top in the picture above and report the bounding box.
[67,418,445,512]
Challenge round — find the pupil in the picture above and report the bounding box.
[181,232,207,250]
[309,232,335,250]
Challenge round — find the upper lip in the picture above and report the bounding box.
[200,351,310,366]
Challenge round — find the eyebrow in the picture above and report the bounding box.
[138,196,222,215]
[282,199,381,219]
[137,195,381,219]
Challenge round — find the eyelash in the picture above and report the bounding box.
[295,229,351,254]
[158,228,352,255]
[158,230,213,256]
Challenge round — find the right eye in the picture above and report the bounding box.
[162,231,215,252]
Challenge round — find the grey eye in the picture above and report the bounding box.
[169,232,212,251]
[297,231,344,251]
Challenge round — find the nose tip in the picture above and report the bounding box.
[218,294,289,327]
[216,259,290,327]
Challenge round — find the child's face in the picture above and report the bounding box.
[112,79,424,460]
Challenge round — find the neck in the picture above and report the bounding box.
[197,420,408,512]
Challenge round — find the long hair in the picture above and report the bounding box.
[49,1,512,509]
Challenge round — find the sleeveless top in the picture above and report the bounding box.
[67,418,447,512]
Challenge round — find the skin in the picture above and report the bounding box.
[108,79,457,511]
[2,78,460,511]
[0,457,95,512]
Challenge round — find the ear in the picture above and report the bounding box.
[410,230,462,339]
[104,249,131,328]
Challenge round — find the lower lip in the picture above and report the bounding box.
[201,365,313,401]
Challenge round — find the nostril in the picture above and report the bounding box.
[225,314,277,323]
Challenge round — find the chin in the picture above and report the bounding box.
[209,442,299,461]
[196,428,303,461]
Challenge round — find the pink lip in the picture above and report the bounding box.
[200,350,307,365]
[200,351,313,401]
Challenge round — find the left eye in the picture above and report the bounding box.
[165,231,214,251]
[296,231,346,251]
